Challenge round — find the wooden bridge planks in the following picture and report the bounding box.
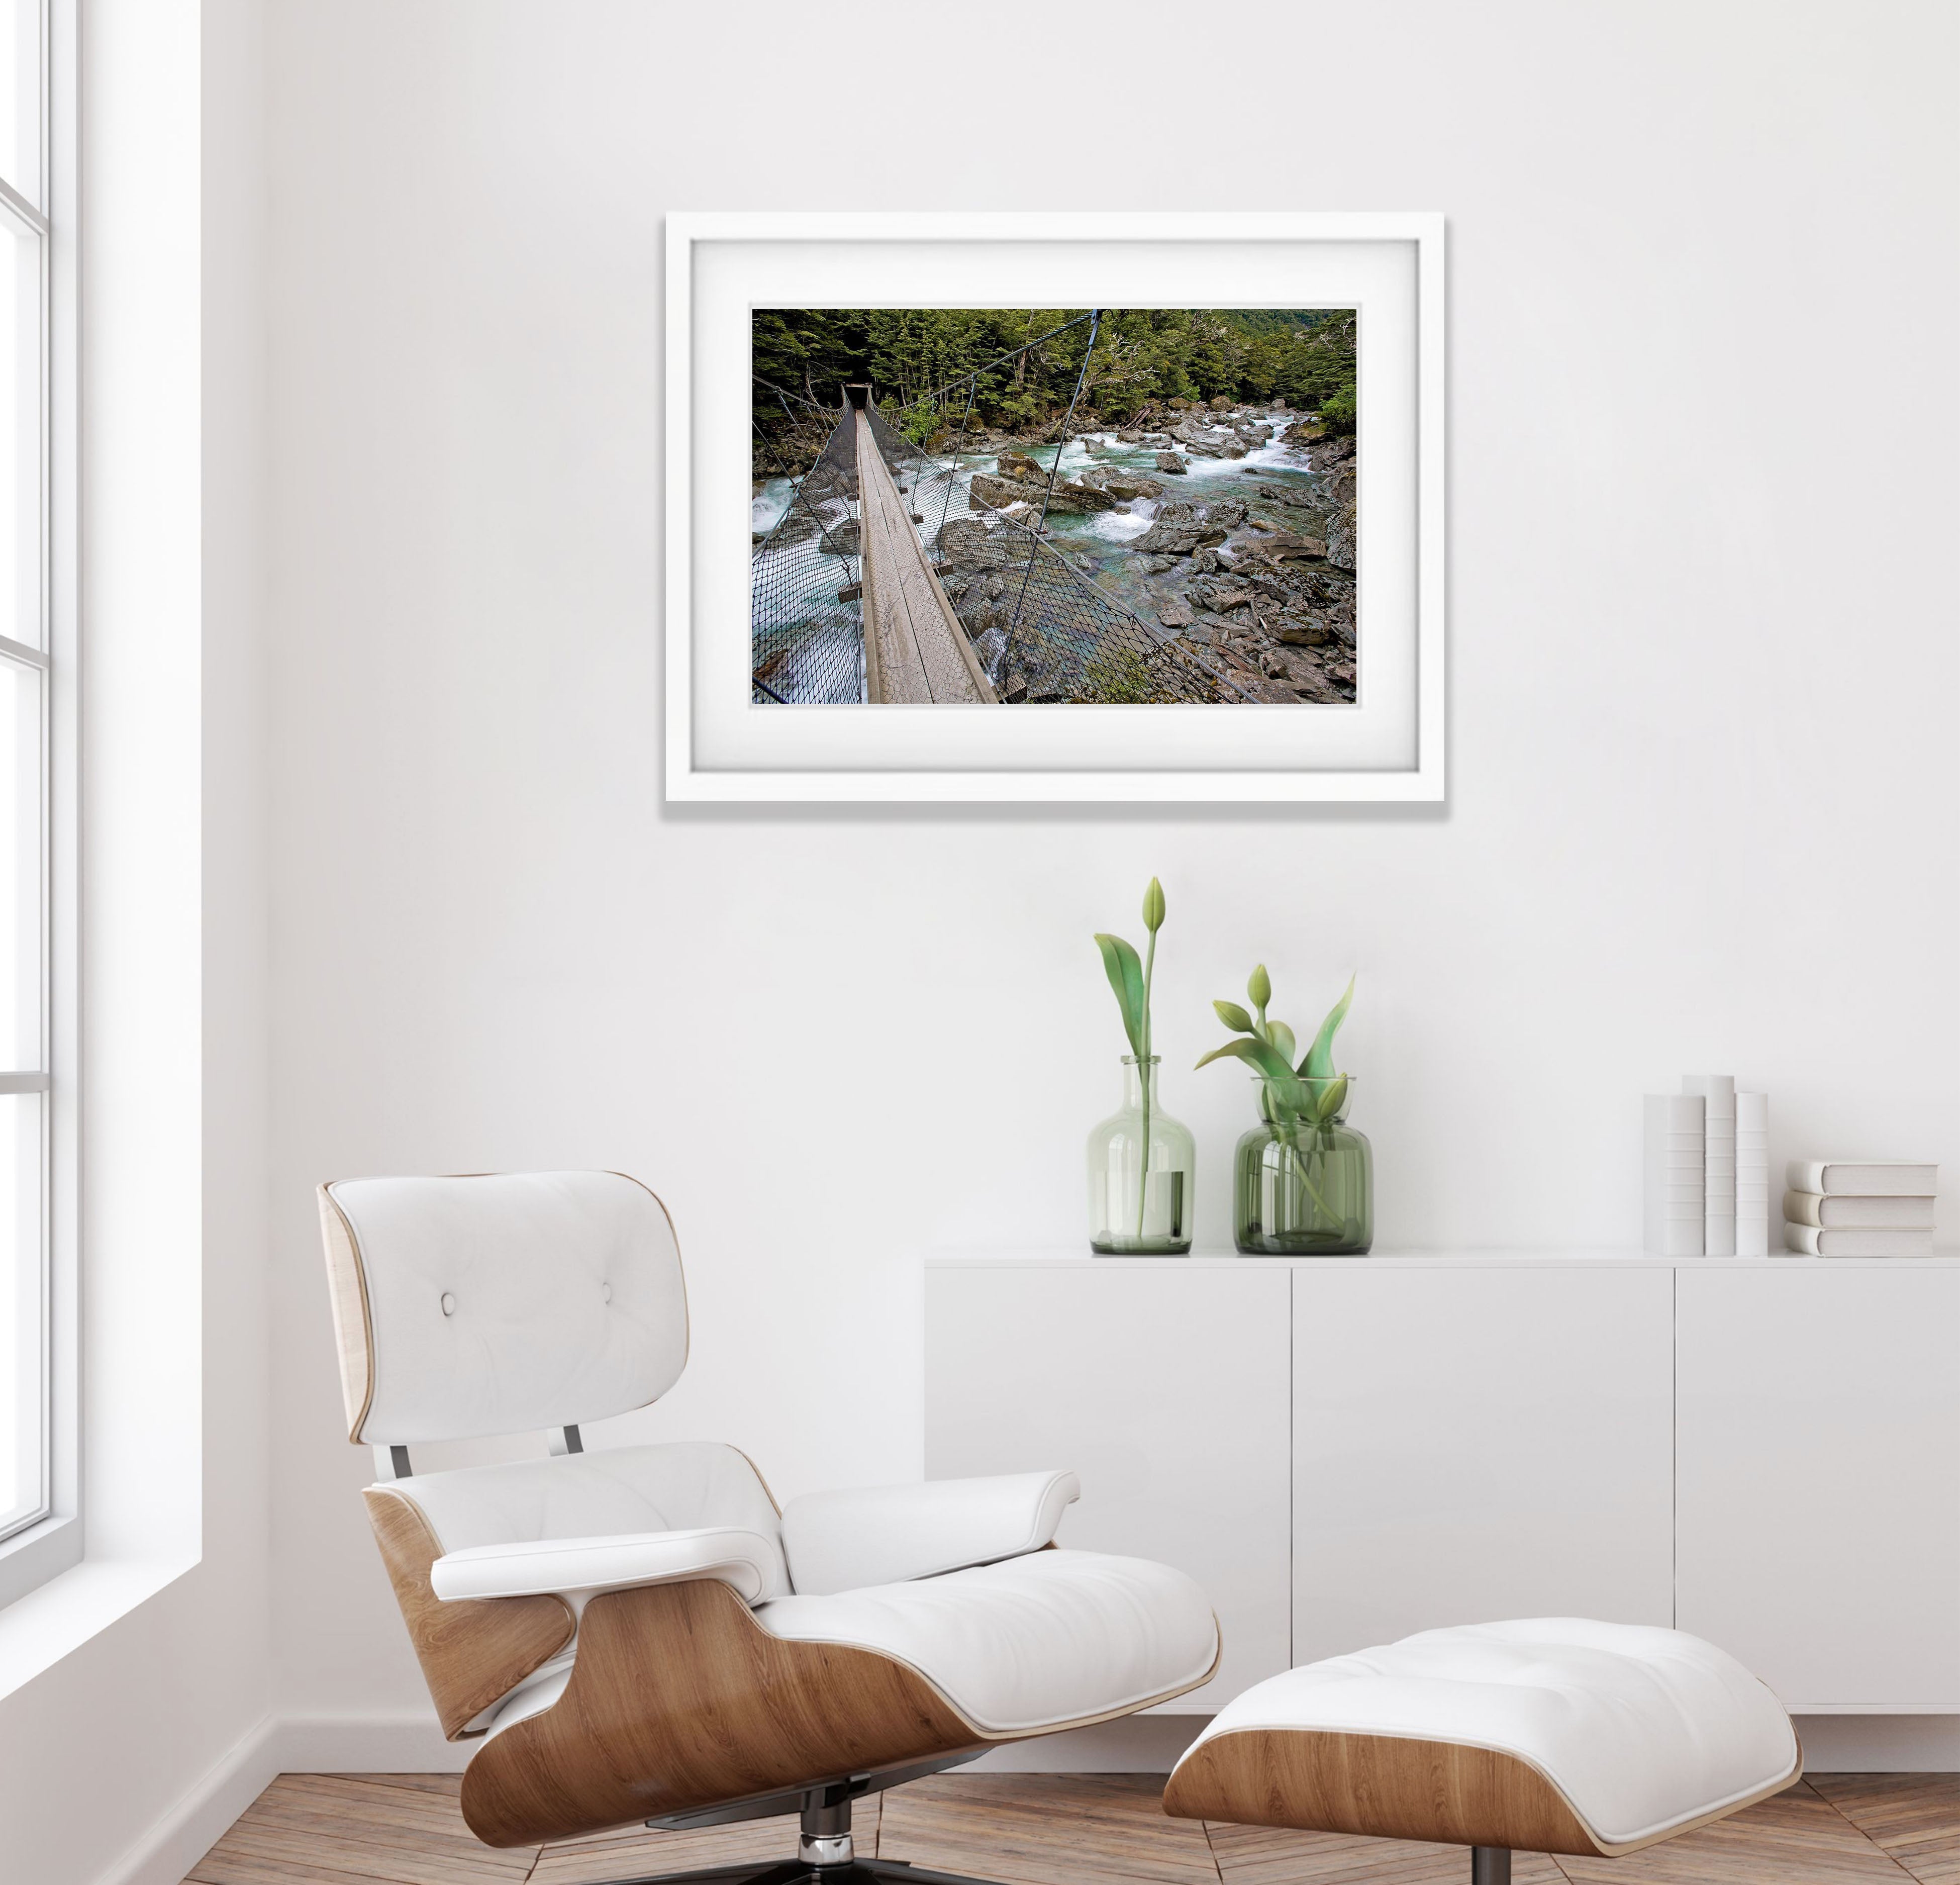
[855,413,998,705]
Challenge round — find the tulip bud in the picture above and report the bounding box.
[1214,1000,1255,1033]
[1142,877,1166,932]
[1247,963,1271,1009]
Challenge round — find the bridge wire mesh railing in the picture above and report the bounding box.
[750,403,866,704]
[936,514,1241,703]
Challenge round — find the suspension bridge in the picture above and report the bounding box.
[751,314,1243,707]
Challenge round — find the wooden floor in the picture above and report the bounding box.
[855,411,995,704]
[182,1771,1960,1884]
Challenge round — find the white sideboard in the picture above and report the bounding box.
[923,1254,1960,1716]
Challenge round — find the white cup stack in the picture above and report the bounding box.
[1687,1075,1737,1257]
[1643,1093,1707,1257]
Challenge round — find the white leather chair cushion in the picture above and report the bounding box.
[780,1471,1081,1596]
[433,1526,784,1605]
[754,1547,1218,1735]
[391,1441,791,1599]
[329,1171,687,1444]
[1174,1619,1799,1851]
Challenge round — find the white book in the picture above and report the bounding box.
[1784,1191,1935,1230]
[1645,1094,1704,1256]
[1784,1222,1935,1258]
[1787,1159,1938,1197]
[1735,1092,1770,1256]
[1686,1074,1736,1106]
[1686,1076,1736,1256]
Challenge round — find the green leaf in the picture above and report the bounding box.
[1141,877,1166,933]
[1302,974,1355,1080]
[1248,963,1271,1011]
[1213,999,1255,1033]
[1308,1073,1349,1124]
[1195,1038,1261,1072]
[1094,932,1147,1060]
[1257,1070,1309,1123]
[1195,1034,1297,1083]
[1267,1021,1297,1067]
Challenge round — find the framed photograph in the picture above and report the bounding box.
[665,213,1444,802]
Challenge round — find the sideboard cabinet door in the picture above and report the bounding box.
[925,1262,1292,1709]
[1676,1264,1960,1709]
[1293,1265,1676,1665]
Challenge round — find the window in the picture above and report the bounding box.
[0,0,59,1564]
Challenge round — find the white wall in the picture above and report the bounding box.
[258,0,1958,1758]
[0,5,277,1883]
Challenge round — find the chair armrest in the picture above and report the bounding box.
[780,1470,1081,1596]
[430,1526,782,1605]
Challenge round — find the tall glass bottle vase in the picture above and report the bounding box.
[1234,1076,1373,1255]
[1087,1056,1195,1255]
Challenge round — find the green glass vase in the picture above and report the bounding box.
[1087,1056,1195,1255]
[1234,1076,1373,1255]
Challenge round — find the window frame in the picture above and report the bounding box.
[0,0,77,1606]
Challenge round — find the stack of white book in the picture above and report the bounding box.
[1643,1077,1771,1257]
[1643,1094,1704,1256]
[1783,1161,1938,1257]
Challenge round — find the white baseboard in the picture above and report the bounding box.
[92,1714,279,1885]
[270,1708,1202,1777]
[273,1709,469,1774]
[88,1704,1960,1885]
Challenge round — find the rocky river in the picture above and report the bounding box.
[754,397,1358,705]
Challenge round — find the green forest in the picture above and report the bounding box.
[751,307,1356,474]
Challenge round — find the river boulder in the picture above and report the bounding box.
[1131,517,1227,554]
[1155,451,1188,474]
[1044,477,1119,512]
[971,469,1119,514]
[936,518,1009,569]
[1091,471,1164,501]
[1277,615,1336,646]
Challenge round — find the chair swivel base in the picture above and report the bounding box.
[580,1769,1016,1885]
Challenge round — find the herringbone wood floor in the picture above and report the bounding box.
[181,1772,1960,1885]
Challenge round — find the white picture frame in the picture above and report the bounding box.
[665,212,1445,803]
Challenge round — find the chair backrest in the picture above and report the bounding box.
[319,1170,689,1445]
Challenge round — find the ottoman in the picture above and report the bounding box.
[1163,1619,1801,1884]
